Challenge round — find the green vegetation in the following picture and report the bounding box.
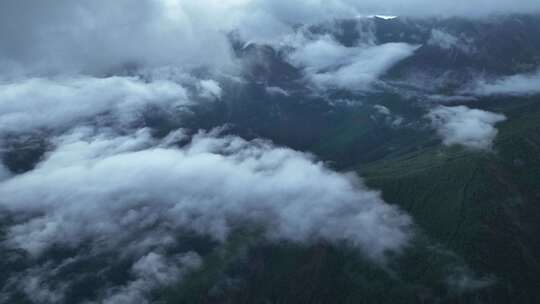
[159,95,540,303]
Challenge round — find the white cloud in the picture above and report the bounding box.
[373,105,405,128]
[0,76,189,135]
[427,95,478,103]
[428,29,458,50]
[427,106,506,150]
[374,105,391,115]
[2,1,534,300]
[427,29,475,53]
[0,127,414,302]
[266,86,290,96]
[13,266,67,304]
[2,0,538,77]
[446,267,496,293]
[103,252,202,304]
[0,128,412,261]
[288,35,358,71]
[468,70,540,96]
[287,35,419,91]
[310,43,419,91]
[4,248,202,304]
[198,79,223,99]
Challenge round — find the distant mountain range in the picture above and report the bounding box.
[2,12,540,304]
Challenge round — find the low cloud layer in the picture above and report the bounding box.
[468,69,540,96]
[0,76,189,136]
[0,128,412,301]
[103,251,202,304]
[287,35,419,91]
[0,128,412,258]
[427,106,507,150]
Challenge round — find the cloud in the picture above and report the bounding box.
[2,0,539,77]
[0,76,189,136]
[0,127,413,301]
[1,1,533,301]
[0,0,239,76]
[374,105,391,115]
[266,86,290,96]
[287,35,359,71]
[426,106,506,150]
[372,105,405,127]
[446,267,496,293]
[0,128,412,259]
[7,265,68,304]
[237,1,540,47]
[427,29,475,53]
[2,248,202,304]
[467,69,540,96]
[428,29,459,50]
[287,35,419,90]
[198,79,223,99]
[103,252,202,304]
[427,95,478,104]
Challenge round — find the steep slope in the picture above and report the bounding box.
[360,96,540,303]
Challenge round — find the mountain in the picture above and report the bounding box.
[151,15,540,303]
[2,12,540,304]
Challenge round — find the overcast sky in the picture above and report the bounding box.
[1,0,539,76]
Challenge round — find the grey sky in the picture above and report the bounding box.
[1,0,539,76]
